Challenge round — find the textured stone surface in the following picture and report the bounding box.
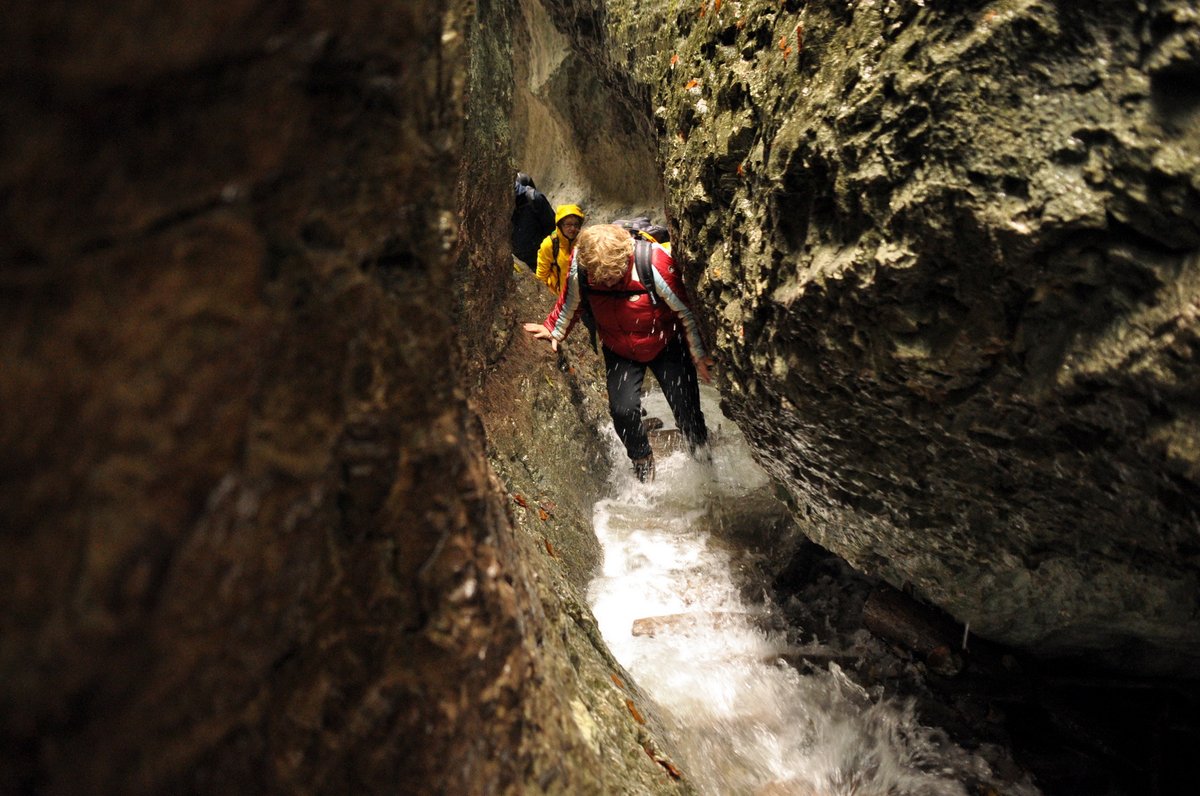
[478,271,693,795]
[592,0,1200,674]
[512,0,665,219]
[0,1,688,793]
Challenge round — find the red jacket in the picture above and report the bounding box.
[543,243,707,363]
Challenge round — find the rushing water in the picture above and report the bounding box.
[587,386,1040,796]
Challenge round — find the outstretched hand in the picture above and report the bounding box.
[523,322,559,352]
[696,355,714,384]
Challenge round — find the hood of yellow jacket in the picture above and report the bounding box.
[554,204,585,226]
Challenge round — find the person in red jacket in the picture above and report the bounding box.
[524,223,713,482]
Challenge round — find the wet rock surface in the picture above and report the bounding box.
[771,540,1200,796]
[585,0,1200,674]
[0,2,686,793]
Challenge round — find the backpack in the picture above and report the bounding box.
[612,216,670,245]
[576,239,659,352]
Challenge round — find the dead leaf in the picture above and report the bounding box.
[670,53,679,66]
[643,745,684,780]
[543,538,556,557]
[625,698,645,724]
[684,78,700,90]
[610,673,625,689]
[537,508,549,521]
[513,493,528,507]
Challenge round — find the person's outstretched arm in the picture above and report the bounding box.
[524,258,582,350]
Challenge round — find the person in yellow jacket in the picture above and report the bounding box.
[535,204,585,295]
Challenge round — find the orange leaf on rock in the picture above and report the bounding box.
[625,698,645,724]
[538,508,549,521]
[513,493,528,507]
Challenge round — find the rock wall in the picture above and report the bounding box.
[513,0,665,219]
[590,0,1200,674]
[0,1,687,793]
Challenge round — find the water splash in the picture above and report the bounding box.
[588,387,1039,796]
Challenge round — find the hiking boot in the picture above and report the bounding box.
[632,455,656,483]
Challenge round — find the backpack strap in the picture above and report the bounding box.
[551,234,561,286]
[633,239,658,305]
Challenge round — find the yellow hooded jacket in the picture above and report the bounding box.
[535,204,585,295]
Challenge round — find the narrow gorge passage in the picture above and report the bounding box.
[587,387,1038,796]
[8,0,1200,792]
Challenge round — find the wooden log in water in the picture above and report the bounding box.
[631,611,761,637]
[863,586,964,676]
[774,645,862,669]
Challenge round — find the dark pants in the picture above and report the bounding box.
[603,335,708,461]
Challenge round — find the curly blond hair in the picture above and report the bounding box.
[577,224,633,286]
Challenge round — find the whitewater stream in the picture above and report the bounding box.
[587,386,1039,796]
